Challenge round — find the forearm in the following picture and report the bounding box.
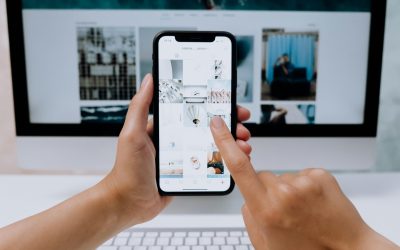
[0,179,133,250]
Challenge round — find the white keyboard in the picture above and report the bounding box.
[98,228,254,250]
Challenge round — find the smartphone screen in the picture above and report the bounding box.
[154,32,236,195]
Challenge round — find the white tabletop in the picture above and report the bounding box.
[0,173,399,245]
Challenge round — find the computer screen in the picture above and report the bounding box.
[8,0,385,137]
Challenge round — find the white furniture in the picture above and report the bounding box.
[0,173,399,246]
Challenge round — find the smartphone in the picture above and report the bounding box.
[153,31,237,195]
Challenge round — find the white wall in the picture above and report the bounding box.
[0,0,18,173]
[375,0,400,171]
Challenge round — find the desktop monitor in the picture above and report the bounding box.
[6,0,386,173]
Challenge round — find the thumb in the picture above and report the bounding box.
[121,74,153,134]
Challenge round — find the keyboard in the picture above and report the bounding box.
[98,228,254,250]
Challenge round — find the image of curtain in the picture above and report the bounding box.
[266,34,316,83]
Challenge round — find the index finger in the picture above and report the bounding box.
[210,116,267,208]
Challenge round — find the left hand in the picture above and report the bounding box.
[100,74,252,227]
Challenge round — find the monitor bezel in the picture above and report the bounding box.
[6,0,386,137]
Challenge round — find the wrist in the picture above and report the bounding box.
[95,174,141,229]
[345,225,399,250]
[351,226,400,250]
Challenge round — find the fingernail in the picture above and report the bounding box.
[141,74,151,90]
[211,116,224,129]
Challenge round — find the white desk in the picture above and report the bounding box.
[0,173,399,245]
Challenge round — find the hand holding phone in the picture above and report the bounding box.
[153,31,237,195]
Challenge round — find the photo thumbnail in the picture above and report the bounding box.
[160,151,184,178]
[261,28,318,101]
[80,105,128,124]
[183,103,207,127]
[260,104,316,124]
[207,143,225,176]
[77,26,136,101]
[159,104,182,127]
[183,83,208,128]
[207,104,231,127]
[183,151,207,177]
[183,84,207,105]
[207,80,231,104]
[159,59,183,103]
[213,59,230,80]
[160,126,183,151]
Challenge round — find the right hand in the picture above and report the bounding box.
[210,116,399,250]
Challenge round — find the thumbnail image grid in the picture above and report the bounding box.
[261,28,319,101]
[159,59,231,179]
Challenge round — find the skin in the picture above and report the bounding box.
[0,74,252,250]
[210,116,400,250]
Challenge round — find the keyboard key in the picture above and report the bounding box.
[226,237,240,245]
[216,231,229,237]
[230,231,242,237]
[132,232,145,237]
[163,246,176,250]
[170,237,184,246]
[199,237,211,245]
[177,247,190,250]
[160,232,173,237]
[240,237,251,245]
[192,247,205,250]
[119,247,132,250]
[213,237,225,245]
[243,231,248,237]
[118,232,131,237]
[98,247,117,250]
[222,246,234,250]
[202,232,214,237]
[143,237,156,246]
[235,246,248,250]
[146,232,159,237]
[149,247,162,250]
[134,247,147,250]
[128,237,142,246]
[157,237,170,246]
[206,247,219,250]
[114,237,128,246]
[188,232,201,237]
[184,237,197,245]
[174,232,186,237]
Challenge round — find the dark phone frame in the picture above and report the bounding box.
[153,31,237,196]
[6,0,385,137]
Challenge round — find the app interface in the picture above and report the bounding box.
[158,36,232,192]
